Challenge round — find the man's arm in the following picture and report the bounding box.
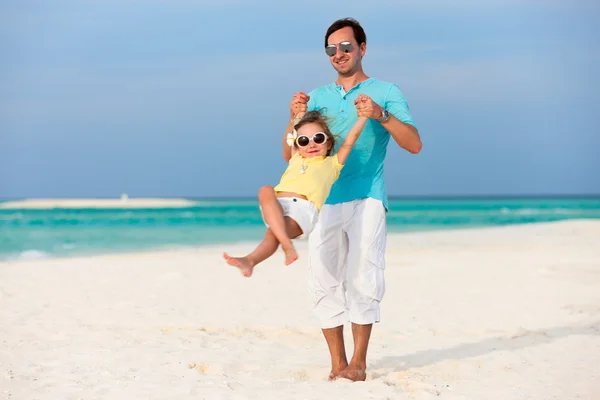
[355,85,422,154]
[381,85,421,154]
[282,118,296,162]
[380,116,422,154]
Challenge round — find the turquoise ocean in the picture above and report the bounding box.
[1,197,599,261]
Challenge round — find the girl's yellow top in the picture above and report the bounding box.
[274,152,344,211]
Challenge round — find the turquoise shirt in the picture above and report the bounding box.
[306,77,417,210]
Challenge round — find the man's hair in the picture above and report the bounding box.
[324,18,367,48]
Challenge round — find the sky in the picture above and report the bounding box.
[1,0,599,198]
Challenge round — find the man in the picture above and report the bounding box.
[282,18,422,381]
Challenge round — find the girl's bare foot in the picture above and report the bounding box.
[223,253,254,277]
[282,246,298,265]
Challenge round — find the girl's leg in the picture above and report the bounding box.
[253,216,302,264]
[223,228,278,277]
[224,215,303,276]
[256,186,299,265]
[257,186,293,248]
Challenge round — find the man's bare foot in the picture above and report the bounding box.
[282,246,298,266]
[328,362,348,381]
[337,364,367,382]
[328,369,343,381]
[223,253,254,277]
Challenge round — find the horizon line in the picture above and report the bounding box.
[1,193,600,202]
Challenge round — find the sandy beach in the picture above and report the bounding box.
[1,220,599,399]
[0,198,199,209]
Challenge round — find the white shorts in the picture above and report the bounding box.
[307,198,387,328]
[262,197,319,239]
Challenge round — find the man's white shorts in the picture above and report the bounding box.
[307,197,387,328]
[262,197,319,239]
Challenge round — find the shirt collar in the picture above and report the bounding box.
[332,77,372,95]
[295,153,326,162]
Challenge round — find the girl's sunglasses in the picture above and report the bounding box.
[296,132,328,147]
[325,41,353,57]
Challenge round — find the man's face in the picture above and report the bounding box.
[326,26,364,76]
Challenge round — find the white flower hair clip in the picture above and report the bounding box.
[286,130,298,147]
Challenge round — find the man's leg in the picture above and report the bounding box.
[338,323,372,381]
[307,203,347,380]
[321,326,347,380]
[340,198,387,381]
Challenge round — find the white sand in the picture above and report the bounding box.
[1,220,599,399]
[0,198,199,209]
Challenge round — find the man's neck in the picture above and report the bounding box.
[335,71,369,93]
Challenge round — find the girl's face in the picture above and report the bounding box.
[295,122,332,158]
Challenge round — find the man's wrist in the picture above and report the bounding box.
[377,108,390,123]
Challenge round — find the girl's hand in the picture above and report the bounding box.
[290,92,310,119]
[354,94,383,120]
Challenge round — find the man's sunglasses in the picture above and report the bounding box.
[325,41,353,57]
[296,132,328,147]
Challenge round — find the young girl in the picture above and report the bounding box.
[223,98,369,277]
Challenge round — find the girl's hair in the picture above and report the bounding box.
[293,110,337,156]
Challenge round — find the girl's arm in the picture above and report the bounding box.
[336,116,368,165]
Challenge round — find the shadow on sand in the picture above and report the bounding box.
[371,321,600,372]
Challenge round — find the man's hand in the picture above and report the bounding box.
[290,92,310,119]
[354,94,383,120]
